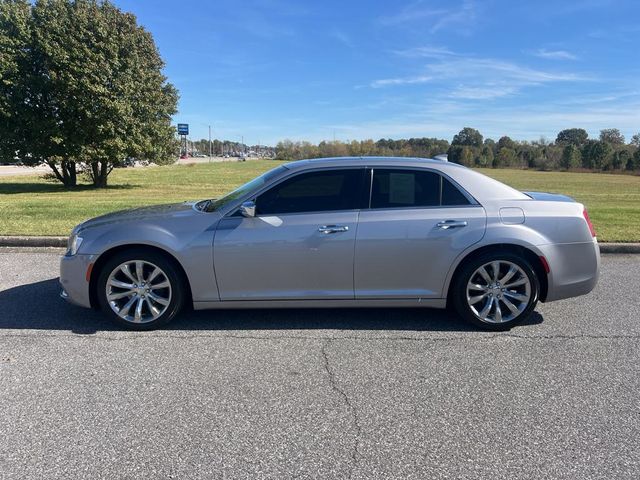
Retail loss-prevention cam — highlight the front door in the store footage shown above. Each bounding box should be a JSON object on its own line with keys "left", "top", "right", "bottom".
{"left": 214, "top": 168, "right": 367, "bottom": 300}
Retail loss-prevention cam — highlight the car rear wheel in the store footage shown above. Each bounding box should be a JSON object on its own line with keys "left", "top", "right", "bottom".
{"left": 452, "top": 252, "right": 539, "bottom": 330}
{"left": 97, "top": 249, "right": 184, "bottom": 330}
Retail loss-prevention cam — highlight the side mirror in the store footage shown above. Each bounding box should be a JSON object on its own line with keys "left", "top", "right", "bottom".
{"left": 240, "top": 200, "right": 256, "bottom": 218}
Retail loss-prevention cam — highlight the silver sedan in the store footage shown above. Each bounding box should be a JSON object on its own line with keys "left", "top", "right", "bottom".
{"left": 60, "top": 157, "right": 600, "bottom": 330}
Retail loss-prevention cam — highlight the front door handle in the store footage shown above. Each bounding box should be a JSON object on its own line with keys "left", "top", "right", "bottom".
{"left": 318, "top": 225, "right": 349, "bottom": 234}
{"left": 436, "top": 220, "right": 468, "bottom": 230}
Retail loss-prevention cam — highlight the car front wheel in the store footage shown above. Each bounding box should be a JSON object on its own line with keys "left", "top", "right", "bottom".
{"left": 452, "top": 252, "right": 540, "bottom": 330}
{"left": 97, "top": 249, "right": 184, "bottom": 330}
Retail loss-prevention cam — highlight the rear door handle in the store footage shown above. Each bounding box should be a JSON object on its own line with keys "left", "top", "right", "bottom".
{"left": 318, "top": 225, "right": 349, "bottom": 234}
{"left": 436, "top": 220, "right": 468, "bottom": 229}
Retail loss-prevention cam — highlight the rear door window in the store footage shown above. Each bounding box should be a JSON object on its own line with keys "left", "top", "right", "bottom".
{"left": 370, "top": 169, "right": 472, "bottom": 208}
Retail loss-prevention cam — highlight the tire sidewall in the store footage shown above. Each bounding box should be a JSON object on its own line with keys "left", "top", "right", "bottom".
{"left": 97, "top": 249, "right": 184, "bottom": 330}
{"left": 452, "top": 252, "right": 540, "bottom": 331}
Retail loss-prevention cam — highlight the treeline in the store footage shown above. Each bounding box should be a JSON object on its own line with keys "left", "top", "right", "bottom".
{"left": 276, "top": 138, "right": 449, "bottom": 162}
{"left": 189, "top": 139, "right": 275, "bottom": 157}
{"left": 275, "top": 128, "right": 640, "bottom": 173}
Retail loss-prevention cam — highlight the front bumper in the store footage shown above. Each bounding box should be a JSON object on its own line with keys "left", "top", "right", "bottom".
{"left": 59, "top": 253, "right": 96, "bottom": 308}
{"left": 540, "top": 240, "right": 600, "bottom": 302}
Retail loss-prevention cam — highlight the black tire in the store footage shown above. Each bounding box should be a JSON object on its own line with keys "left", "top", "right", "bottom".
{"left": 451, "top": 252, "right": 540, "bottom": 331}
{"left": 96, "top": 248, "right": 185, "bottom": 330}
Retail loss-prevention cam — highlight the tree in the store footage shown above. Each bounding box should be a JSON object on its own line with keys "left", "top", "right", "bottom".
{"left": 630, "top": 133, "right": 640, "bottom": 147}
{"left": 1, "top": 0, "right": 178, "bottom": 187}
{"left": 582, "top": 140, "right": 612, "bottom": 170}
{"left": 476, "top": 145, "right": 493, "bottom": 167}
{"left": 630, "top": 149, "right": 640, "bottom": 171}
{"left": 0, "top": 0, "right": 31, "bottom": 164}
{"left": 497, "top": 136, "right": 516, "bottom": 151}
{"left": 611, "top": 149, "right": 630, "bottom": 170}
{"left": 447, "top": 145, "right": 474, "bottom": 166}
{"left": 494, "top": 147, "right": 517, "bottom": 168}
{"left": 556, "top": 128, "right": 588, "bottom": 147}
{"left": 452, "top": 127, "right": 483, "bottom": 147}
{"left": 599, "top": 128, "right": 625, "bottom": 145}
{"left": 561, "top": 145, "right": 581, "bottom": 170}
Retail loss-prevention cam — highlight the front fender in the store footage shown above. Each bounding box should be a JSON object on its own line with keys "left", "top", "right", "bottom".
{"left": 79, "top": 218, "right": 221, "bottom": 303}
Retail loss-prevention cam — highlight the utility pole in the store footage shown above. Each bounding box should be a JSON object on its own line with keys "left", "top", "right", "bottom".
{"left": 208, "top": 125, "right": 212, "bottom": 162}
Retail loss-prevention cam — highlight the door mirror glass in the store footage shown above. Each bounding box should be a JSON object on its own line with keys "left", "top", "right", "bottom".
{"left": 240, "top": 200, "right": 256, "bottom": 217}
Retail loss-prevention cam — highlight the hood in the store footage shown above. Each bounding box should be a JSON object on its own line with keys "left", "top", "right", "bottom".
{"left": 77, "top": 202, "right": 199, "bottom": 232}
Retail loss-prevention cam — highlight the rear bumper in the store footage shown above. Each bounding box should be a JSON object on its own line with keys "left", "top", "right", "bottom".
{"left": 540, "top": 240, "right": 600, "bottom": 302}
{"left": 59, "top": 253, "right": 95, "bottom": 308}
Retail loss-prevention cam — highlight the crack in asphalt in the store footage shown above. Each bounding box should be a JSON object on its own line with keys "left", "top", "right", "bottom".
{"left": 320, "top": 339, "right": 362, "bottom": 480}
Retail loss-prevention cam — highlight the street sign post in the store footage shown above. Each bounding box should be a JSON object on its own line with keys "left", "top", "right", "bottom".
{"left": 177, "top": 123, "right": 189, "bottom": 156}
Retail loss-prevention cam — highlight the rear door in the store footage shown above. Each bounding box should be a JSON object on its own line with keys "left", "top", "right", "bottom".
{"left": 354, "top": 168, "right": 486, "bottom": 298}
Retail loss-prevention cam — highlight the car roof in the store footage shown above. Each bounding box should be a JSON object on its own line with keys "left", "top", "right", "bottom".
{"left": 283, "top": 156, "right": 460, "bottom": 171}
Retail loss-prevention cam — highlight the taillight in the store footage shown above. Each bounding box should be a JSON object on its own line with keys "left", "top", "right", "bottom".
{"left": 583, "top": 208, "right": 596, "bottom": 237}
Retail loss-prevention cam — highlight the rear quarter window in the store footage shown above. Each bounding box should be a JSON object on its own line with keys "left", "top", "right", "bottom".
{"left": 441, "top": 177, "right": 471, "bottom": 206}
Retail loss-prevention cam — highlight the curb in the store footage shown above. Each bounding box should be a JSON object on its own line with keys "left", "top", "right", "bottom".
{"left": 598, "top": 243, "right": 640, "bottom": 254}
{"left": 1, "top": 236, "right": 639, "bottom": 253}
{"left": 0, "top": 236, "right": 67, "bottom": 248}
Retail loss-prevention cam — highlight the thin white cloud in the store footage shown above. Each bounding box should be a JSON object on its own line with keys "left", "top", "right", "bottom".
{"left": 427, "top": 57, "right": 586, "bottom": 83}
{"left": 392, "top": 45, "right": 458, "bottom": 59}
{"left": 379, "top": 2, "right": 448, "bottom": 25}
{"left": 371, "top": 75, "right": 432, "bottom": 88}
{"left": 379, "top": 0, "right": 477, "bottom": 35}
{"left": 448, "top": 85, "right": 518, "bottom": 100}
{"left": 368, "top": 54, "right": 589, "bottom": 94}
{"left": 329, "top": 30, "right": 354, "bottom": 49}
{"left": 533, "top": 49, "right": 578, "bottom": 60}
{"left": 428, "top": 0, "right": 476, "bottom": 34}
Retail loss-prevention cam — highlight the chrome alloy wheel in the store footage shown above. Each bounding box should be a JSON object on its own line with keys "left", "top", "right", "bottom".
{"left": 466, "top": 260, "right": 531, "bottom": 324}
{"left": 105, "top": 260, "right": 172, "bottom": 324}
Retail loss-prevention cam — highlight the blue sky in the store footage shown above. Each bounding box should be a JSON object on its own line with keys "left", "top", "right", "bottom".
{"left": 115, "top": 0, "right": 640, "bottom": 145}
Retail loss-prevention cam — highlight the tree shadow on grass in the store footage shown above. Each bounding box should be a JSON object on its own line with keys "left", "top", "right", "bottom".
{"left": 0, "top": 278, "right": 545, "bottom": 335}
{"left": 0, "top": 182, "right": 138, "bottom": 195}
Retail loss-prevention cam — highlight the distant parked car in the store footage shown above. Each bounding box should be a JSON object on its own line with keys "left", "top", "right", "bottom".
{"left": 179, "top": 154, "right": 189, "bottom": 159}
{"left": 117, "top": 158, "right": 136, "bottom": 168}
{"left": 60, "top": 157, "right": 600, "bottom": 331}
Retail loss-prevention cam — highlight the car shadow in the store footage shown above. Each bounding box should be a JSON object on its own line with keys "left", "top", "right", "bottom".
{"left": 0, "top": 278, "right": 544, "bottom": 334}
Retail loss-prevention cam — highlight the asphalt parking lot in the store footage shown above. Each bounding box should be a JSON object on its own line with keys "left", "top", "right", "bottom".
{"left": 1, "top": 249, "right": 639, "bottom": 479}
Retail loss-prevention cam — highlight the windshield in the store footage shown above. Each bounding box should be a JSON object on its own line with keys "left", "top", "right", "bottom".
{"left": 203, "top": 165, "right": 288, "bottom": 212}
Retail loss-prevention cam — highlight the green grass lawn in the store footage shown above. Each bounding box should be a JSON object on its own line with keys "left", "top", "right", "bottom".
{"left": 1, "top": 161, "right": 639, "bottom": 242}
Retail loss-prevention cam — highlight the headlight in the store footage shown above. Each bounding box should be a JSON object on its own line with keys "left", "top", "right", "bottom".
{"left": 67, "top": 233, "right": 83, "bottom": 256}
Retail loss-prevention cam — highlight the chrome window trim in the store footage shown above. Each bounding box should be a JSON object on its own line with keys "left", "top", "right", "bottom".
{"left": 362, "top": 204, "right": 484, "bottom": 213}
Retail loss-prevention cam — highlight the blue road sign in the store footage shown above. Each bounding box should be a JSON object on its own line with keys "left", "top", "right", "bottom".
{"left": 177, "top": 123, "right": 189, "bottom": 135}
